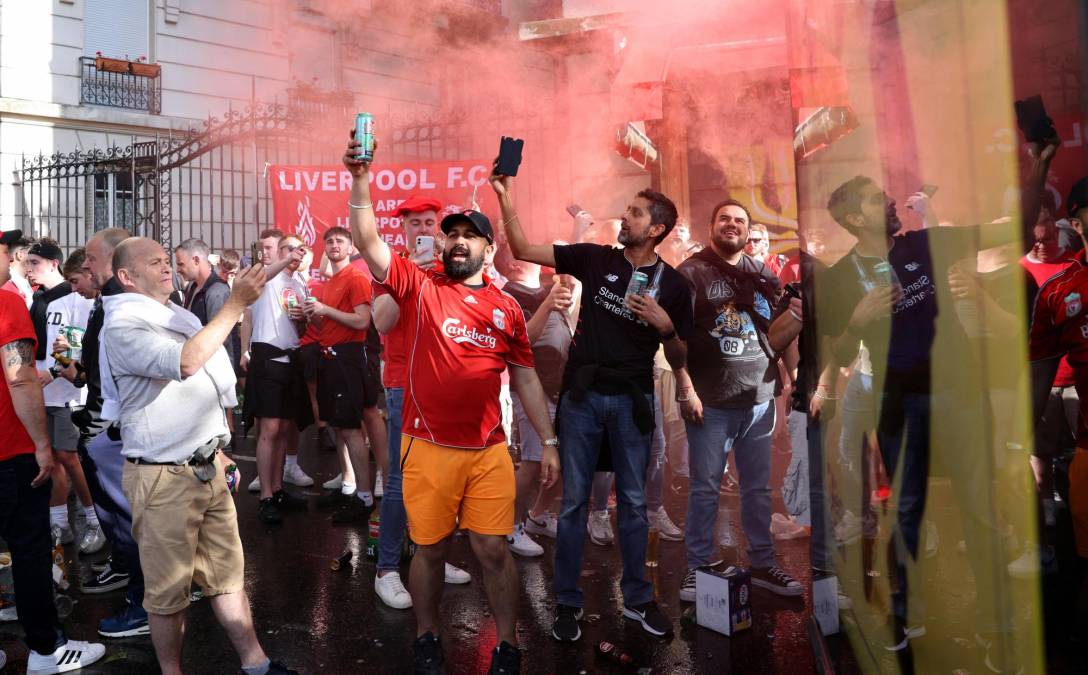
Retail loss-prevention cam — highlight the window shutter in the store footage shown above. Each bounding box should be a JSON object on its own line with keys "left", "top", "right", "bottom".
{"left": 84, "top": 0, "right": 149, "bottom": 60}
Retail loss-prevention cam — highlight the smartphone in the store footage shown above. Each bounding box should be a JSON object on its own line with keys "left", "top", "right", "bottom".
{"left": 565, "top": 204, "right": 583, "bottom": 218}
{"left": 920, "top": 184, "right": 938, "bottom": 198}
{"left": 496, "top": 136, "right": 524, "bottom": 176}
{"left": 415, "top": 235, "right": 435, "bottom": 259}
{"left": 250, "top": 241, "right": 261, "bottom": 266}
{"left": 1014, "top": 95, "right": 1056, "bottom": 143}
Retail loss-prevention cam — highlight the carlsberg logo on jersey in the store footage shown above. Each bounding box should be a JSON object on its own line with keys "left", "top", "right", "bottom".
{"left": 442, "top": 318, "right": 498, "bottom": 349}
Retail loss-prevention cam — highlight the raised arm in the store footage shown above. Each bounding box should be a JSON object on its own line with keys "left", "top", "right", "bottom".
{"left": 181, "top": 264, "right": 265, "bottom": 377}
{"left": 489, "top": 165, "right": 556, "bottom": 267}
{"left": 343, "top": 135, "right": 392, "bottom": 282}
{"left": 3, "top": 338, "right": 53, "bottom": 486}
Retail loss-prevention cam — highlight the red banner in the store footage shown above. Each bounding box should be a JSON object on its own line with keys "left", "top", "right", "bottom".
{"left": 268, "top": 160, "right": 495, "bottom": 269}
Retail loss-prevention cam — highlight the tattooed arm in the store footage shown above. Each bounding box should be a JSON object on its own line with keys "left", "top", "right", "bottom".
{"left": 3, "top": 338, "right": 53, "bottom": 487}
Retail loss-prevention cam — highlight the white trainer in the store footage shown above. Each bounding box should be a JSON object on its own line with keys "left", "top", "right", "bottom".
{"left": 507, "top": 524, "right": 544, "bottom": 557}
{"left": 283, "top": 463, "right": 314, "bottom": 487}
{"left": 525, "top": 512, "right": 557, "bottom": 538}
{"left": 322, "top": 473, "right": 343, "bottom": 490}
{"left": 650, "top": 507, "right": 683, "bottom": 541}
{"left": 374, "top": 571, "right": 413, "bottom": 609}
{"left": 444, "top": 563, "right": 471, "bottom": 585}
{"left": 27, "top": 639, "right": 106, "bottom": 675}
{"left": 587, "top": 510, "right": 614, "bottom": 546}
{"left": 0, "top": 606, "right": 16, "bottom": 621}
{"left": 248, "top": 475, "right": 261, "bottom": 493}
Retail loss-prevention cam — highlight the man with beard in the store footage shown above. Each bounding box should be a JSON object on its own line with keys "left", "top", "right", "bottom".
{"left": 494, "top": 170, "right": 693, "bottom": 641}
{"left": 343, "top": 136, "right": 558, "bottom": 674}
{"left": 304, "top": 226, "right": 381, "bottom": 525}
{"left": 673, "top": 200, "right": 804, "bottom": 603}
{"left": 821, "top": 137, "right": 1055, "bottom": 656}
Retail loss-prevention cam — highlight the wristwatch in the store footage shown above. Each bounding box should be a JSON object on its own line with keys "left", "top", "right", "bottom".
{"left": 543, "top": 437, "right": 559, "bottom": 448}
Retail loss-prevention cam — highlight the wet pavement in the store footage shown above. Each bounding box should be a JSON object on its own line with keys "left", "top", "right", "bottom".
{"left": 1, "top": 428, "right": 860, "bottom": 674}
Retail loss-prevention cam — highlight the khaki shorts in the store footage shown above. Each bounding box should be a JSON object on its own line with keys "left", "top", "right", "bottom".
{"left": 401, "top": 435, "right": 515, "bottom": 545}
{"left": 122, "top": 455, "right": 245, "bottom": 614}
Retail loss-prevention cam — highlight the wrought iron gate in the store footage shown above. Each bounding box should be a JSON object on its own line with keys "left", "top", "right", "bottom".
{"left": 17, "top": 100, "right": 566, "bottom": 255}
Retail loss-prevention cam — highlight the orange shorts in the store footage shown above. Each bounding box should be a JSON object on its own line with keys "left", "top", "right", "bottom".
{"left": 1071, "top": 449, "right": 1088, "bottom": 559}
{"left": 400, "top": 435, "right": 515, "bottom": 545}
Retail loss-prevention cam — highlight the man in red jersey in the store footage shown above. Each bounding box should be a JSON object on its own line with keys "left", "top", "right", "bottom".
{"left": 1031, "top": 176, "right": 1088, "bottom": 569}
{"left": 343, "top": 134, "right": 559, "bottom": 675}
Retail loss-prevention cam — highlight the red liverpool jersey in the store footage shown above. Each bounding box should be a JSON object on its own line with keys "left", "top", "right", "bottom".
{"left": 1030, "top": 258, "right": 1088, "bottom": 442}
{"left": 381, "top": 254, "right": 533, "bottom": 449}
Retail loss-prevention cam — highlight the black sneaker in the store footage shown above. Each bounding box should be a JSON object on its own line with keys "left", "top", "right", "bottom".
{"left": 80, "top": 565, "right": 130, "bottom": 594}
{"left": 273, "top": 489, "right": 308, "bottom": 511}
{"left": 413, "top": 632, "right": 446, "bottom": 674}
{"left": 623, "top": 601, "right": 673, "bottom": 637}
{"left": 551, "top": 604, "right": 584, "bottom": 642}
{"left": 317, "top": 489, "right": 347, "bottom": 509}
{"left": 90, "top": 555, "right": 115, "bottom": 574}
{"left": 265, "top": 661, "right": 301, "bottom": 675}
{"left": 331, "top": 496, "right": 374, "bottom": 525}
{"left": 258, "top": 498, "right": 283, "bottom": 525}
{"left": 751, "top": 566, "right": 803, "bottom": 596}
{"left": 487, "top": 641, "right": 521, "bottom": 674}
{"left": 679, "top": 569, "right": 697, "bottom": 603}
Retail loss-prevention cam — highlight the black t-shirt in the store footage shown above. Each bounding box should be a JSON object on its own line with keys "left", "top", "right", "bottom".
{"left": 821, "top": 227, "right": 975, "bottom": 390}
{"left": 503, "top": 281, "right": 571, "bottom": 401}
{"left": 677, "top": 249, "right": 781, "bottom": 408}
{"left": 30, "top": 281, "right": 72, "bottom": 361}
{"left": 553, "top": 243, "right": 693, "bottom": 393}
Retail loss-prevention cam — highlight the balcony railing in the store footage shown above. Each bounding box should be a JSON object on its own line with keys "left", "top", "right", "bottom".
{"left": 79, "top": 57, "right": 162, "bottom": 115}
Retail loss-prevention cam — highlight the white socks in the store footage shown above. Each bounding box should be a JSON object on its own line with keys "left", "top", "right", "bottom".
{"left": 356, "top": 490, "right": 374, "bottom": 506}
{"left": 341, "top": 482, "right": 357, "bottom": 496}
{"left": 285, "top": 454, "right": 299, "bottom": 469}
{"left": 83, "top": 505, "right": 99, "bottom": 528}
{"left": 49, "top": 505, "right": 69, "bottom": 529}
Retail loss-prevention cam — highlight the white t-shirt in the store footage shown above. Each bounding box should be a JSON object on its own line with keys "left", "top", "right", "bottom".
{"left": 250, "top": 272, "right": 306, "bottom": 362}
{"left": 37, "top": 292, "right": 93, "bottom": 408}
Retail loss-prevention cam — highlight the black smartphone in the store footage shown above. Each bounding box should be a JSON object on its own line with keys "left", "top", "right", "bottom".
{"left": 496, "top": 136, "right": 524, "bottom": 176}
{"left": 1014, "top": 95, "right": 1056, "bottom": 143}
{"left": 784, "top": 282, "right": 802, "bottom": 300}
{"left": 565, "top": 204, "right": 583, "bottom": 217}
{"left": 250, "top": 241, "right": 261, "bottom": 266}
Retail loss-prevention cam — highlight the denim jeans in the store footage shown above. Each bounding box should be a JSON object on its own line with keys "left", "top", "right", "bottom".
{"left": 554, "top": 390, "right": 653, "bottom": 608}
{"left": 685, "top": 401, "right": 776, "bottom": 569}
{"left": 589, "top": 397, "right": 666, "bottom": 512}
{"left": 783, "top": 410, "right": 810, "bottom": 527}
{"left": 377, "top": 387, "right": 407, "bottom": 571}
{"left": 83, "top": 431, "right": 144, "bottom": 607}
{"left": 807, "top": 416, "right": 832, "bottom": 572}
{"left": 0, "top": 454, "right": 65, "bottom": 655}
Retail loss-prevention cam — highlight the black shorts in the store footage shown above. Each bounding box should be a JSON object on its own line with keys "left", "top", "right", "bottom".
{"left": 301, "top": 342, "right": 321, "bottom": 381}
{"left": 317, "top": 342, "right": 378, "bottom": 428}
{"left": 243, "top": 345, "right": 314, "bottom": 430}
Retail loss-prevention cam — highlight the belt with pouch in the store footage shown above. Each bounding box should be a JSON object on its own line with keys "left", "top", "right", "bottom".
{"left": 126, "top": 435, "right": 229, "bottom": 482}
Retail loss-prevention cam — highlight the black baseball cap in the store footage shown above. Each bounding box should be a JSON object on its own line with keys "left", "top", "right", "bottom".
{"left": 1068, "top": 177, "right": 1088, "bottom": 219}
{"left": 0, "top": 229, "right": 22, "bottom": 247}
{"left": 28, "top": 240, "right": 64, "bottom": 263}
{"left": 440, "top": 210, "right": 494, "bottom": 243}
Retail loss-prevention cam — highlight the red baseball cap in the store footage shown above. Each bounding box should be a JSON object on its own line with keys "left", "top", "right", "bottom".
{"left": 395, "top": 195, "right": 443, "bottom": 217}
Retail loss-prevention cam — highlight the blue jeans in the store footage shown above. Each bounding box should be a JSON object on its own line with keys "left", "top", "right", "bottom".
{"left": 82, "top": 432, "right": 144, "bottom": 607}
{"left": 377, "top": 387, "right": 407, "bottom": 572}
{"left": 807, "top": 416, "right": 832, "bottom": 572}
{"left": 685, "top": 401, "right": 776, "bottom": 569}
{"left": 554, "top": 390, "right": 653, "bottom": 608}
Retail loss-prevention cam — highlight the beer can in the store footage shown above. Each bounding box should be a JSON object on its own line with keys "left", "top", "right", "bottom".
{"left": 625, "top": 270, "right": 649, "bottom": 298}
{"left": 355, "top": 112, "right": 375, "bottom": 162}
{"left": 366, "top": 511, "right": 381, "bottom": 559}
{"left": 61, "top": 326, "right": 85, "bottom": 363}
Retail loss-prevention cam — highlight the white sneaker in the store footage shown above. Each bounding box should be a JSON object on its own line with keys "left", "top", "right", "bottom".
{"left": 27, "top": 639, "right": 106, "bottom": 674}
{"left": 248, "top": 475, "right": 261, "bottom": 493}
{"left": 525, "top": 512, "right": 557, "bottom": 538}
{"left": 374, "top": 471, "right": 383, "bottom": 498}
{"left": 0, "top": 605, "right": 17, "bottom": 621}
{"left": 507, "top": 524, "right": 544, "bottom": 557}
{"left": 587, "top": 510, "right": 614, "bottom": 546}
{"left": 79, "top": 524, "right": 107, "bottom": 555}
{"left": 1008, "top": 545, "right": 1056, "bottom": 578}
{"left": 374, "top": 571, "right": 413, "bottom": 609}
{"left": 323, "top": 473, "right": 343, "bottom": 490}
{"left": 650, "top": 507, "right": 683, "bottom": 541}
{"left": 444, "top": 563, "right": 471, "bottom": 585}
{"left": 924, "top": 520, "right": 939, "bottom": 559}
{"left": 283, "top": 463, "right": 314, "bottom": 487}
{"left": 834, "top": 510, "right": 862, "bottom": 546}
{"left": 771, "top": 513, "right": 808, "bottom": 540}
